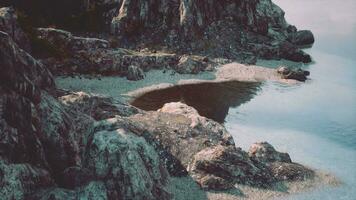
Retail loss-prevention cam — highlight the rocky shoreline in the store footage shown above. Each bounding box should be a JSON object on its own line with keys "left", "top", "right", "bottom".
{"left": 0, "top": 1, "right": 338, "bottom": 200}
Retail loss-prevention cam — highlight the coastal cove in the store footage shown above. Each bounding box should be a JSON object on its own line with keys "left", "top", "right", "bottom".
{"left": 57, "top": 0, "right": 356, "bottom": 199}
{"left": 1, "top": 0, "right": 355, "bottom": 199}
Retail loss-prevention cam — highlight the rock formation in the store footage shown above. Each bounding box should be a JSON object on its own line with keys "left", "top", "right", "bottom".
{"left": 0, "top": 30, "right": 170, "bottom": 199}
{"left": 0, "top": 1, "right": 318, "bottom": 199}
{"left": 0, "top": 7, "right": 31, "bottom": 52}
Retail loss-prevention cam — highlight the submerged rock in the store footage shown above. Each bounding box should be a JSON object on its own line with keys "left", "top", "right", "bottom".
{"left": 277, "top": 66, "right": 311, "bottom": 82}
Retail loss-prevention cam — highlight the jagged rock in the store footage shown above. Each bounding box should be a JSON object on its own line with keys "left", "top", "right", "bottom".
{"left": 36, "top": 92, "right": 83, "bottom": 186}
{"left": 175, "top": 55, "right": 207, "bottom": 74}
{"left": 189, "top": 145, "right": 275, "bottom": 189}
{"left": 0, "top": 31, "right": 54, "bottom": 168}
{"left": 288, "top": 30, "right": 315, "bottom": 46}
{"left": 0, "top": 160, "right": 54, "bottom": 200}
{"left": 277, "top": 66, "right": 291, "bottom": 75}
{"left": 30, "top": 188, "right": 77, "bottom": 200}
{"left": 85, "top": 128, "right": 171, "bottom": 200}
{"left": 0, "top": 7, "right": 31, "bottom": 52}
{"left": 78, "top": 181, "right": 109, "bottom": 200}
{"left": 127, "top": 65, "right": 145, "bottom": 80}
{"left": 36, "top": 28, "right": 212, "bottom": 77}
{"left": 0, "top": 31, "right": 54, "bottom": 102}
{"left": 121, "top": 53, "right": 179, "bottom": 71}
{"left": 198, "top": 175, "right": 235, "bottom": 191}
{"left": 59, "top": 91, "right": 141, "bottom": 120}
{"left": 248, "top": 142, "right": 315, "bottom": 182}
{"left": 110, "top": 0, "right": 287, "bottom": 38}
{"left": 37, "top": 28, "right": 110, "bottom": 51}
{"left": 1, "top": 29, "right": 171, "bottom": 200}
{"left": 277, "top": 66, "right": 310, "bottom": 82}
{"left": 268, "top": 162, "right": 315, "bottom": 181}
{"left": 249, "top": 142, "right": 292, "bottom": 163}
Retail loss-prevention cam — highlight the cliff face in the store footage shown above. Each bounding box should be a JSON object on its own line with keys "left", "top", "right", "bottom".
{"left": 106, "top": 0, "right": 314, "bottom": 63}
{"left": 110, "top": 0, "right": 288, "bottom": 38}
{"left": 2, "top": 0, "right": 314, "bottom": 63}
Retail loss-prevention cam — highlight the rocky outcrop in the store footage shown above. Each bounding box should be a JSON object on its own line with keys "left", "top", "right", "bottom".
{"left": 2, "top": 0, "right": 314, "bottom": 64}
{"left": 91, "top": 102, "right": 315, "bottom": 191}
{"left": 249, "top": 142, "right": 315, "bottom": 181}
{"left": 127, "top": 65, "right": 145, "bottom": 80}
{"left": 109, "top": 0, "right": 314, "bottom": 63}
{"left": 277, "top": 66, "right": 310, "bottom": 82}
{"left": 36, "top": 28, "right": 215, "bottom": 77}
{"left": 249, "top": 142, "right": 292, "bottom": 163}
{"left": 58, "top": 91, "right": 141, "bottom": 120}
{"left": 110, "top": 0, "right": 288, "bottom": 38}
{"left": 189, "top": 145, "right": 274, "bottom": 190}
{"left": 0, "top": 7, "right": 31, "bottom": 52}
{"left": 1, "top": 30, "right": 170, "bottom": 200}
{"left": 288, "top": 30, "right": 315, "bottom": 46}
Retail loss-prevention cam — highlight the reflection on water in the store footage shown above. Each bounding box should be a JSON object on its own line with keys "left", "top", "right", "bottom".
{"left": 130, "top": 81, "right": 261, "bottom": 123}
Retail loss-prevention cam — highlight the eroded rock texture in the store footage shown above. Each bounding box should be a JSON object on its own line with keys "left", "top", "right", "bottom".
{"left": 91, "top": 102, "right": 315, "bottom": 191}
{"left": 1, "top": 2, "right": 317, "bottom": 199}
{"left": 0, "top": 30, "right": 170, "bottom": 200}
{"left": 0, "top": 7, "right": 31, "bottom": 52}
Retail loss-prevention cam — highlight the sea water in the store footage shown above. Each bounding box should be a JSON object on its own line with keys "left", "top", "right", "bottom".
{"left": 225, "top": 0, "right": 356, "bottom": 199}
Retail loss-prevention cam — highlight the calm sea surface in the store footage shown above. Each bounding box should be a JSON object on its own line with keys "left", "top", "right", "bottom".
{"left": 225, "top": 0, "right": 356, "bottom": 199}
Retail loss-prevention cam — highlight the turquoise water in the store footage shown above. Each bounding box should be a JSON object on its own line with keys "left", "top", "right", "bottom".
{"left": 226, "top": 0, "right": 356, "bottom": 199}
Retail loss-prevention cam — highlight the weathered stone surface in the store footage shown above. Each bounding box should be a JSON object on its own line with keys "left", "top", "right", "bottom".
{"left": 0, "top": 7, "right": 31, "bottom": 52}
{"left": 0, "top": 31, "right": 54, "bottom": 168}
{"left": 36, "top": 28, "right": 214, "bottom": 77}
{"left": 288, "top": 30, "right": 315, "bottom": 46}
{"left": 59, "top": 91, "right": 140, "bottom": 120}
{"left": 268, "top": 162, "right": 315, "bottom": 181}
{"left": 189, "top": 145, "right": 275, "bottom": 189}
{"left": 37, "top": 28, "right": 110, "bottom": 51}
{"left": 175, "top": 55, "right": 206, "bottom": 74}
{"left": 36, "top": 92, "right": 83, "bottom": 185}
{"left": 277, "top": 66, "right": 311, "bottom": 82}
{"left": 85, "top": 129, "right": 170, "bottom": 200}
{"left": 1, "top": 29, "right": 171, "bottom": 200}
{"left": 0, "top": 161, "right": 54, "bottom": 200}
{"left": 127, "top": 65, "right": 145, "bottom": 80}
{"left": 249, "top": 142, "right": 292, "bottom": 163}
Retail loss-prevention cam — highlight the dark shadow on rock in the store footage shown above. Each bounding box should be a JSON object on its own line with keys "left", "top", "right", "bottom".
{"left": 130, "top": 81, "right": 262, "bottom": 123}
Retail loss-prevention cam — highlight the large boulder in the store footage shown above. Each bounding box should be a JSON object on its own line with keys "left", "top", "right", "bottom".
{"left": 248, "top": 142, "right": 315, "bottom": 181}
{"left": 249, "top": 142, "right": 292, "bottom": 163}
{"left": 288, "top": 30, "right": 315, "bottom": 46}
{"left": 85, "top": 128, "right": 171, "bottom": 200}
{"left": 189, "top": 145, "right": 275, "bottom": 190}
{"left": 277, "top": 66, "right": 311, "bottom": 82}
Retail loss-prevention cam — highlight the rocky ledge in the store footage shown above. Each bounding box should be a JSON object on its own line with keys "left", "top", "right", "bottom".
{"left": 1, "top": 0, "right": 314, "bottom": 81}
